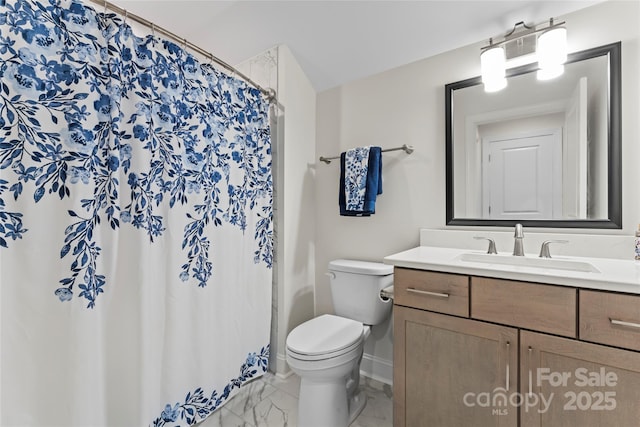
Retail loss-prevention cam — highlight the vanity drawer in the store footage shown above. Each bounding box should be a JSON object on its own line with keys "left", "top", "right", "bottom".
{"left": 580, "top": 290, "right": 640, "bottom": 352}
{"left": 394, "top": 268, "right": 469, "bottom": 317}
{"left": 471, "top": 277, "right": 577, "bottom": 337}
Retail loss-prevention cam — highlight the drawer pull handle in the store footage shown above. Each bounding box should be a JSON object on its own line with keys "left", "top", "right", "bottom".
{"left": 505, "top": 341, "right": 510, "bottom": 391}
{"left": 528, "top": 346, "right": 533, "bottom": 396}
{"left": 407, "top": 288, "right": 449, "bottom": 298}
{"left": 610, "top": 318, "right": 640, "bottom": 329}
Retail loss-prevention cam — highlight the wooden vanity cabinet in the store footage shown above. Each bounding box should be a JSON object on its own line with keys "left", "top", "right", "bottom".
{"left": 394, "top": 306, "right": 518, "bottom": 427}
{"left": 521, "top": 330, "right": 640, "bottom": 426}
{"left": 393, "top": 267, "right": 640, "bottom": 427}
{"left": 393, "top": 268, "right": 469, "bottom": 316}
{"left": 579, "top": 290, "right": 640, "bottom": 351}
{"left": 471, "top": 277, "right": 577, "bottom": 338}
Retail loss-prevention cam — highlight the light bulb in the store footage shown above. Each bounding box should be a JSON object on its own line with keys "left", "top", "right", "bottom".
{"left": 481, "top": 46, "right": 507, "bottom": 92}
{"left": 537, "top": 26, "right": 567, "bottom": 72}
{"left": 484, "top": 77, "right": 508, "bottom": 92}
{"left": 537, "top": 64, "right": 564, "bottom": 81}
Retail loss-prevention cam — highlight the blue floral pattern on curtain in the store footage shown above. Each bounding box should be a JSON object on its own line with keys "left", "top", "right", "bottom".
{"left": 153, "top": 345, "right": 270, "bottom": 426}
{"left": 0, "top": 0, "right": 273, "bottom": 308}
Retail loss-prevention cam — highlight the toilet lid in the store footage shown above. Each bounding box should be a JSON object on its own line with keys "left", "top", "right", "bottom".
{"left": 286, "top": 314, "right": 363, "bottom": 356}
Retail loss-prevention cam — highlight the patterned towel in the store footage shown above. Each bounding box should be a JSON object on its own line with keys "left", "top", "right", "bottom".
{"left": 339, "top": 146, "right": 383, "bottom": 216}
{"left": 344, "top": 146, "right": 371, "bottom": 211}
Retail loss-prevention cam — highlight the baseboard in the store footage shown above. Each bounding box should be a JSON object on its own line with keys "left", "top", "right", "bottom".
{"left": 270, "top": 352, "right": 291, "bottom": 378}
{"left": 274, "top": 369, "right": 294, "bottom": 380}
{"left": 360, "top": 352, "right": 393, "bottom": 385}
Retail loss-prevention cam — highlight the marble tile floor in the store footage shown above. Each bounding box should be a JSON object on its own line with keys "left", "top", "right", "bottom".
{"left": 197, "top": 373, "right": 393, "bottom": 427}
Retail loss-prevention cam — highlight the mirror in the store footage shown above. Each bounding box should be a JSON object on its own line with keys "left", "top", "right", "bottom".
{"left": 446, "top": 42, "right": 621, "bottom": 228}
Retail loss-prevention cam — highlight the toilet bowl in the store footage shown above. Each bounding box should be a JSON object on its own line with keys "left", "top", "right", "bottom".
{"left": 285, "top": 260, "right": 393, "bottom": 427}
{"left": 286, "top": 314, "right": 370, "bottom": 427}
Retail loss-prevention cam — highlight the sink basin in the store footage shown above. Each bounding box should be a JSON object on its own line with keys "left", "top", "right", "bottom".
{"left": 455, "top": 252, "right": 600, "bottom": 273}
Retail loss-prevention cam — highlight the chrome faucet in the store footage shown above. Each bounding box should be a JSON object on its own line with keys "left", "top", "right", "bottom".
{"left": 513, "top": 223, "right": 524, "bottom": 256}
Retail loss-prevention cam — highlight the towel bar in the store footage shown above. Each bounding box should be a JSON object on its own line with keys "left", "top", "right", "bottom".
{"left": 319, "top": 144, "right": 414, "bottom": 164}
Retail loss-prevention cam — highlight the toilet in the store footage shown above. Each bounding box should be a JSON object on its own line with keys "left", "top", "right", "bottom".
{"left": 286, "top": 259, "right": 393, "bottom": 427}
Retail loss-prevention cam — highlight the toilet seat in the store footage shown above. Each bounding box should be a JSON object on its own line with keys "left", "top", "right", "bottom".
{"left": 286, "top": 314, "right": 363, "bottom": 361}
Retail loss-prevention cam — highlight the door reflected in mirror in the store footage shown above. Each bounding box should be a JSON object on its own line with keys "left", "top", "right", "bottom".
{"left": 445, "top": 42, "right": 621, "bottom": 228}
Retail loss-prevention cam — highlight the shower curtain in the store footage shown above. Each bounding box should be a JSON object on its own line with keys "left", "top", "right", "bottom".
{"left": 0, "top": 1, "right": 273, "bottom": 426}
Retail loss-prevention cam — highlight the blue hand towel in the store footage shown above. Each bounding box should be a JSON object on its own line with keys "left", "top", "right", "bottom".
{"left": 363, "top": 146, "right": 382, "bottom": 212}
{"left": 339, "top": 146, "right": 382, "bottom": 216}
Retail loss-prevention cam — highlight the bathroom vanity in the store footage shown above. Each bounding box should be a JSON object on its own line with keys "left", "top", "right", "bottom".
{"left": 385, "top": 246, "right": 640, "bottom": 427}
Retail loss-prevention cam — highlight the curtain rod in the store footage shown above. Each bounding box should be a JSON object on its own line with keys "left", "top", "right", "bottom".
{"left": 319, "top": 144, "right": 414, "bottom": 164}
{"left": 87, "top": 0, "right": 276, "bottom": 103}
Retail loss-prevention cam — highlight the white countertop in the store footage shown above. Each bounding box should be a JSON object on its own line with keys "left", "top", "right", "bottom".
{"left": 384, "top": 246, "right": 640, "bottom": 295}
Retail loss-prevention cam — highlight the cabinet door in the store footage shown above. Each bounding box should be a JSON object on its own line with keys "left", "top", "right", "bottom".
{"left": 394, "top": 306, "right": 518, "bottom": 427}
{"left": 521, "top": 330, "right": 640, "bottom": 426}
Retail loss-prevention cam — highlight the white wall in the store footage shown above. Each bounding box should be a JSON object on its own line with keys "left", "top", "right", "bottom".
{"left": 238, "top": 45, "right": 317, "bottom": 377}
{"left": 315, "top": 0, "right": 639, "bottom": 384}
{"left": 275, "top": 45, "right": 318, "bottom": 376}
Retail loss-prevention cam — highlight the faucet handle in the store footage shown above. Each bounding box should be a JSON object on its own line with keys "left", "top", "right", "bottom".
{"left": 474, "top": 236, "right": 498, "bottom": 254}
{"left": 539, "top": 240, "right": 569, "bottom": 258}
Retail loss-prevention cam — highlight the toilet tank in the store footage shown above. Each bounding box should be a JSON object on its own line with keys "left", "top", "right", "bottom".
{"left": 328, "top": 259, "right": 393, "bottom": 325}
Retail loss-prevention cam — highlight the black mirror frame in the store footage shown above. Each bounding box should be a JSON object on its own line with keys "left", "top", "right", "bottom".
{"left": 445, "top": 42, "right": 622, "bottom": 229}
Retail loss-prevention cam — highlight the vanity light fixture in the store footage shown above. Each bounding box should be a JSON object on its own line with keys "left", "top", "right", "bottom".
{"left": 480, "top": 18, "right": 567, "bottom": 91}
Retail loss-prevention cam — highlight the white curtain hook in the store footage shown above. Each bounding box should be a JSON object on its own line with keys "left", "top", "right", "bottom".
{"left": 151, "top": 23, "right": 155, "bottom": 38}
{"left": 123, "top": 9, "right": 128, "bottom": 25}
{"left": 208, "top": 53, "right": 214, "bottom": 65}
{"left": 103, "top": 0, "right": 108, "bottom": 15}
{"left": 183, "top": 38, "right": 187, "bottom": 51}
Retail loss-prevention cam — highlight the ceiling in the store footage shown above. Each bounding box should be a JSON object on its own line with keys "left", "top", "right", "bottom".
{"left": 109, "top": 0, "right": 603, "bottom": 92}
